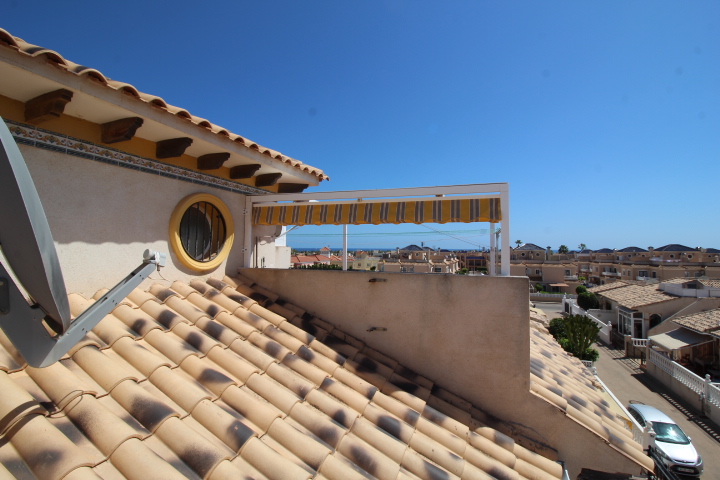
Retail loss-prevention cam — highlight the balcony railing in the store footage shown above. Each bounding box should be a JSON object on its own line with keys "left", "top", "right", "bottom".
{"left": 602, "top": 271, "right": 620, "bottom": 277}
{"left": 565, "top": 275, "right": 578, "bottom": 281}
{"left": 580, "top": 267, "right": 591, "bottom": 272}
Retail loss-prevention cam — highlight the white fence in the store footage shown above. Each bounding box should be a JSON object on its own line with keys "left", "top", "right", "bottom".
{"left": 647, "top": 347, "right": 720, "bottom": 410}
{"left": 562, "top": 298, "right": 612, "bottom": 345}
{"left": 532, "top": 293, "right": 577, "bottom": 299}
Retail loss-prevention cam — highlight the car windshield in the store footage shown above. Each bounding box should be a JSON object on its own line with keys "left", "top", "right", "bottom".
{"left": 652, "top": 422, "right": 690, "bottom": 444}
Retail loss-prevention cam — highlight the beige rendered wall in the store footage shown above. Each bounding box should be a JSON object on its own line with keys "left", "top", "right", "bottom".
{"left": 22, "top": 145, "right": 248, "bottom": 297}
{"left": 238, "top": 268, "right": 647, "bottom": 477}
{"left": 239, "top": 269, "right": 531, "bottom": 420}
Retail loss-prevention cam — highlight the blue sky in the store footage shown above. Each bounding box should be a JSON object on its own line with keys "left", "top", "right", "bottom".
{"left": 5, "top": 1, "right": 719, "bottom": 251}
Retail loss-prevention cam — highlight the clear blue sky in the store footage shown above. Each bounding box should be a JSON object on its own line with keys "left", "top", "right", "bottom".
{"left": 5, "top": 1, "right": 719, "bottom": 251}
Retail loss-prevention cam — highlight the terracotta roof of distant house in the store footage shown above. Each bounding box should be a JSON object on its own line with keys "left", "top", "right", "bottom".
{"left": 654, "top": 244, "right": 698, "bottom": 252}
{"left": 673, "top": 309, "right": 720, "bottom": 337}
{"left": 0, "top": 276, "right": 572, "bottom": 479}
{"left": 514, "top": 243, "right": 544, "bottom": 251}
{"left": 597, "top": 284, "right": 677, "bottom": 309}
{"left": 0, "top": 28, "right": 329, "bottom": 182}
{"left": 588, "top": 282, "right": 629, "bottom": 293}
{"left": 662, "top": 277, "right": 720, "bottom": 288}
{"left": 618, "top": 247, "right": 648, "bottom": 253}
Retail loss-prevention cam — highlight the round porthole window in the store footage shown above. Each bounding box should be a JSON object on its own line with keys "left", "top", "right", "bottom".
{"left": 170, "top": 193, "right": 234, "bottom": 271}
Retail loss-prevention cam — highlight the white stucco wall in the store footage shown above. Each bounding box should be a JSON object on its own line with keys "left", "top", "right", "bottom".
{"left": 20, "top": 144, "right": 249, "bottom": 297}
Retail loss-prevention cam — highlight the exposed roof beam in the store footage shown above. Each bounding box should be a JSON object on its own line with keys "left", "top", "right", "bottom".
{"left": 229, "top": 164, "right": 261, "bottom": 179}
{"left": 197, "top": 152, "right": 230, "bottom": 170}
{"left": 255, "top": 173, "right": 282, "bottom": 187}
{"left": 156, "top": 137, "right": 193, "bottom": 159}
{"left": 101, "top": 117, "right": 144, "bottom": 144}
{"left": 24, "top": 89, "right": 73, "bottom": 123}
{"left": 277, "top": 183, "right": 309, "bottom": 193}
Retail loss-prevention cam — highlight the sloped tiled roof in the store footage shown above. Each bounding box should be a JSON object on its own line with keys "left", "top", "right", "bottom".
{"left": 653, "top": 244, "right": 698, "bottom": 252}
{"left": 514, "top": 243, "right": 544, "bottom": 251}
{"left": 0, "top": 28, "right": 329, "bottom": 182}
{"left": 0, "top": 276, "right": 565, "bottom": 480}
{"left": 593, "top": 249, "right": 613, "bottom": 254}
{"left": 673, "top": 309, "right": 720, "bottom": 337}
{"left": 587, "top": 281, "right": 629, "bottom": 294}
{"left": 618, "top": 247, "right": 648, "bottom": 253}
{"left": 597, "top": 284, "right": 677, "bottom": 309}
{"left": 528, "top": 330, "right": 652, "bottom": 470}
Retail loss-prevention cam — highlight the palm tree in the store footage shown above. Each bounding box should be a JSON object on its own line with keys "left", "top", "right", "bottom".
{"left": 515, "top": 240, "right": 522, "bottom": 248}
{"left": 578, "top": 243, "right": 587, "bottom": 251}
{"left": 558, "top": 245, "right": 569, "bottom": 254}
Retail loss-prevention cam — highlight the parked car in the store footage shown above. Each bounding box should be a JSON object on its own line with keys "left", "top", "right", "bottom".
{"left": 627, "top": 403, "right": 703, "bottom": 476}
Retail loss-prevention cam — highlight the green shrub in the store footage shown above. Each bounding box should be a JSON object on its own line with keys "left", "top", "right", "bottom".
{"left": 548, "top": 318, "right": 566, "bottom": 340}
{"left": 575, "top": 285, "right": 588, "bottom": 295}
{"left": 582, "top": 348, "right": 600, "bottom": 362}
{"left": 577, "top": 291, "right": 599, "bottom": 310}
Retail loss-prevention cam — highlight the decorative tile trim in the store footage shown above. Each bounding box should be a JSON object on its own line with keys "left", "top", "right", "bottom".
{"left": 5, "top": 119, "right": 270, "bottom": 196}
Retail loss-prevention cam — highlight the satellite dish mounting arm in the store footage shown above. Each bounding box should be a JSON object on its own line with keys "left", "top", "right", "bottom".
{"left": 0, "top": 116, "right": 167, "bottom": 368}
{"left": 0, "top": 250, "right": 165, "bottom": 368}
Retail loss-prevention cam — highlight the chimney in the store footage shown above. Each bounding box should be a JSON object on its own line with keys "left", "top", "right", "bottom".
{"left": 648, "top": 247, "right": 654, "bottom": 253}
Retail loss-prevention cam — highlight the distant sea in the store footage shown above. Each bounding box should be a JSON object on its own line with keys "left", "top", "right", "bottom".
{"left": 290, "top": 247, "right": 484, "bottom": 252}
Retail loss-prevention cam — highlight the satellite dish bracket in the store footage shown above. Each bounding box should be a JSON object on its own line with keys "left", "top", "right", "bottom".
{"left": 0, "top": 115, "right": 167, "bottom": 368}
{"left": 0, "top": 250, "right": 165, "bottom": 368}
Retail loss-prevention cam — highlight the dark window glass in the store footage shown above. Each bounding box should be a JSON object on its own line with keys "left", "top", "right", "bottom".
{"left": 179, "top": 201, "right": 227, "bottom": 262}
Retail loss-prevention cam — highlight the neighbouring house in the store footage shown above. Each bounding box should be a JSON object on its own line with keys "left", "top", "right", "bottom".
{"left": 380, "top": 245, "right": 460, "bottom": 274}
{"left": 0, "top": 27, "right": 654, "bottom": 479}
{"left": 511, "top": 243, "right": 546, "bottom": 261}
{"left": 648, "top": 308, "right": 720, "bottom": 369}
{"left": 590, "top": 278, "right": 720, "bottom": 340}
{"left": 456, "top": 250, "right": 488, "bottom": 272}
{"left": 353, "top": 252, "right": 381, "bottom": 271}
{"left": 510, "top": 263, "right": 580, "bottom": 294}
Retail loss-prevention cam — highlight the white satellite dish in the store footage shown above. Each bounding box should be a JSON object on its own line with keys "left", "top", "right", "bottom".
{"left": 0, "top": 116, "right": 165, "bottom": 367}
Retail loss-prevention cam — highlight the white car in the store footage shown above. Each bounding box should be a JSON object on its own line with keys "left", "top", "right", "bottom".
{"left": 627, "top": 403, "right": 703, "bottom": 476}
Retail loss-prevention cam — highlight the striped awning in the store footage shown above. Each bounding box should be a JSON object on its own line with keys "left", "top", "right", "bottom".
{"left": 253, "top": 197, "right": 501, "bottom": 226}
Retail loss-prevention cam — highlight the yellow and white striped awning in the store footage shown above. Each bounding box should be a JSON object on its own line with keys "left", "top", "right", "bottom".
{"left": 253, "top": 197, "right": 501, "bottom": 226}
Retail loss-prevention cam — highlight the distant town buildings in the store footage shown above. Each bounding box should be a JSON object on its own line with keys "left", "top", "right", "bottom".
{"left": 513, "top": 243, "right": 720, "bottom": 294}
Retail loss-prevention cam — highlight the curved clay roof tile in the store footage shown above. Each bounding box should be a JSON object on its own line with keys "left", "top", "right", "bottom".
{"left": 0, "top": 30, "right": 20, "bottom": 48}
{"left": 107, "top": 81, "right": 141, "bottom": 97}
{"left": 16, "top": 40, "right": 67, "bottom": 64}
{"left": 210, "top": 125, "right": 230, "bottom": 136}
{"left": 165, "top": 105, "right": 193, "bottom": 119}
{"left": 64, "top": 61, "right": 109, "bottom": 83}
{"left": 138, "top": 93, "right": 168, "bottom": 108}
{"left": 193, "top": 117, "right": 213, "bottom": 129}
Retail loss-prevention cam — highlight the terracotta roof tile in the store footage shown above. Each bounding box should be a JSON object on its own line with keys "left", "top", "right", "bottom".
{"left": 0, "top": 28, "right": 329, "bottom": 183}
{"left": 0, "top": 275, "right": 656, "bottom": 478}
{"left": 587, "top": 281, "right": 629, "bottom": 293}
{"left": 597, "top": 283, "right": 677, "bottom": 309}
{"left": 672, "top": 308, "right": 720, "bottom": 336}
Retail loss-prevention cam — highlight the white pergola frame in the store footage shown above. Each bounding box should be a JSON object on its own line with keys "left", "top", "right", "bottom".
{"left": 243, "top": 182, "right": 510, "bottom": 276}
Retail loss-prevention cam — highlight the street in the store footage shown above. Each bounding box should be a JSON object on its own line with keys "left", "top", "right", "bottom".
{"left": 595, "top": 344, "right": 720, "bottom": 480}
{"left": 535, "top": 303, "right": 720, "bottom": 479}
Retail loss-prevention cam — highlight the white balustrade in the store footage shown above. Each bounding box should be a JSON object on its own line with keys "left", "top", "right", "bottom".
{"left": 631, "top": 338, "right": 648, "bottom": 347}
{"left": 706, "top": 380, "right": 720, "bottom": 408}
{"left": 675, "top": 366, "right": 705, "bottom": 394}
{"left": 648, "top": 348, "right": 673, "bottom": 375}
